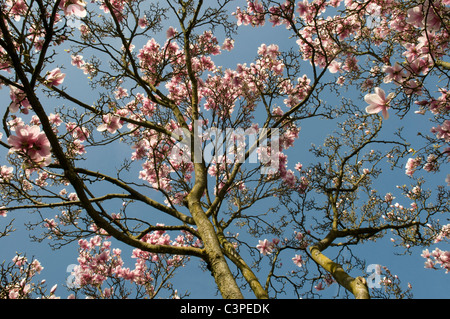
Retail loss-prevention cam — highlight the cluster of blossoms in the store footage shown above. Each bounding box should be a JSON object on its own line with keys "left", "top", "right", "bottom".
{"left": 257, "top": 231, "right": 308, "bottom": 268}
{"left": 5, "top": 67, "right": 68, "bottom": 166}
{"left": 422, "top": 224, "right": 450, "bottom": 273}
{"left": 71, "top": 228, "right": 198, "bottom": 298}
{"left": 6, "top": 108, "right": 89, "bottom": 167}
{"left": 86, "top": 34, "right": 310, "bottom": 198}
{"left": 431, "top": 120, "right": 450, "bottom": 143}
{"left": 234, "top": 1, "right": 449, "bottom": 187}
{"left": 0, "top": 254, "right": 59, "bottom": 299}
{"left": 313, "top": 274, "right": 335, "bottom": 291}
{"left": 58, "top": 0, "right": 87, "bottom": 18}
{"left": 0, "top": 165, "right": 14, "bottom": 183}
{"left": 375, "top": 266, "right": 413, "bottom": 297}
{"left": 9, "top": 85, "right": 31, "bottom": 114}
{"left": 7, "top": 125, "right": 52, "bottom": 167}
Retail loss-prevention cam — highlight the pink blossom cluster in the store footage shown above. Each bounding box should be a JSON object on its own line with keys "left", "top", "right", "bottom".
{"left": 65, "top": 121, "right": 89, "bottom": 156}
{"left": 377, "top": 266, "right": 412, "bottom": 294}
{"left": 99, "top": 0, "right": 126, "bottom": 22}
{"left": 422, "top": 248, "right": 450, "bottom": 273}
{"left": 233, "top": 1, "right": 266, "bottom": 27}
{"left": 7, "top": 125, "right": 52, "bottom": 167}
{"left": 137, "top": 38, "right": 163, "bottom": 84}
{"left": 406, "top": 2, "right": 443, "bottom": 31}
{"left": 431, "top": 120, "right": 450, "bottom": 143}
{"left": 427, "top": 89, "right": 450, "bottom": 115}
{"left": 73, "top": 236, "right": 126, "bottom": 288}
{"left": 6, "top": 111, "right": 88, "bottom": 165}
{"left": 257, "top": 231, "right": 308, "bottom": 269}
{"left": 405, "top": 156, "right": 422, "bottom": 176}
{"left": 70, "top": 54, "right": 97, "bottom": 76}
{"left": 58, "top": 0, "right": 87, "bottom": 18}
{"left": 281, "top": 75, "right": 311, "bottom": 108}
{"left": 9, "top": 85, "right": 31, "bottom": 114}
{"left": 422, "top": 225, "right": 450, "bottom": 273}
{"left": 97, "top": 114, "right": 123, "bottom": 134}
{"left": 233, "top": 1, "right": 449, "bottom": 170}
{"left": 71, "top": 228, "right": 197, "bottom": 297}
{"left": 131, "top": 36, "right": 309, "bottom": 198}
{"left": 137, "top": 133, "right": 186, "bottom": 193}
{"left": 0, "top": 165, "right": 14, "bottom": 183}
{"left": 45, "top": 68, "right": 66, "bottom": 87}
{"left": 422, "top": 154, "right": 439, "bottom": 172}
{"left": 4, "top": 0, "right": 28, "bottom": 22}
{"left": 198, "top": 43, "right": 295, "bottom": 116}
{"left": 0, "top": 47, "right": 11, "bottom": 72}
{"left": 1, "top": 254, "right": 59, "bottom": 299}
{"left": 0, "top": 207, "right": 8, "bottom": 218}
{"left": 435, "top": 224, "right": 450, "bottom": 243}
{"left": 381, "top": 192, "right": 423, "bottom": 223}
{"left": 314, "top": 274, "right": 335, "bottom": 291}
{"left": 256, "top": 238, "right": 278, "bottom": 255}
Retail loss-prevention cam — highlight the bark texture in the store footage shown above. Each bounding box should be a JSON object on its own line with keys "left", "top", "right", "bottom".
{"left": 309, "top": 245, "right": 370, "bottom": 299}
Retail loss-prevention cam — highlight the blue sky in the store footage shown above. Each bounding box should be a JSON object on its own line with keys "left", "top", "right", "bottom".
{"left": 0, "top": 0, "right": 449, "bottom": 299}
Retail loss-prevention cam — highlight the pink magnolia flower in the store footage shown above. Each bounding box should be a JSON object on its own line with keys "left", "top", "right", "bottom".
{"left": 46, "top": 68, "right": 66, "bottom": 86}
{"left": 0, "top": 206, "right": 7, "bottom": 218}
{"left": 9, "top": 290, "right": 19, "bottom": 299}
{"left": 431, "top": 120, "right": 450, "bottom": 142}
{"left": 8, "top": 125, "right": 52, "bottom": 166}
{"left": 406, "top": 4, "right": 441, "bottom": 32}
{"left": 314, "top": 281, "right": 325, "bottom": 291}
{"left": 382, "top": 63, "right": 405, "bottom": 84}
{"left": 166, "top": 27, "right": 177, "bottom": 38}
{"left": 222, "top": 38, "right": 234, "bottom": 51}
{"left": 31, "top": 259, "right": 44, "bottom": 273}
{"left": 328, "top": 60, "right": 342, "bottom": 74}
{"left": 0, "top": 165, "right": 14, "bottom": 182}
{"left": 9, "top": 85, "right": 31, "bottom": 113}
{"left": 50, "top": 284, "right": 58, "bottom": 294}
{"left": 48, "top": 113, "right": 63, "bottom": 127}
{"left": 405, "top": 157, "right": 422, "bottom": 176}
{"left": 384, "top": 193, "right": 395, "bottom": 203}
{"left": 425, "top": 8, "right": 441, "bottom": 32}
{"left": 114, "top": 87, "right": 128, "bottom": 99}
{"left": 6, "top": 0, "right": 28, "bottom": 21}
{"left": 12, "top": 255, "right": 27, "bottom": 266}
{"left": 292, "top": 254, "right": 303, "bottom": 267}
{"left": 406, "top": 5, "right": 424, "bottom": 28}
{"left": 297, "top": 0, "right": 310, "bottom": 16}
{"left": 59, "top": 0, "right": 87, "bottom": 18}
{"left": 97, "top": 114, "right": 123, "bottom": 134}
{"left": 256, "top": 239, "right": 274, "bottom": 255}
{"left": 71, "top": 55, "right": 85, "bottom": 68}
{"left": 138, "top": 17, "right": 148, "bottom": 29}
{"left": 364, "top": 87, "right": 395, "bottom": 120}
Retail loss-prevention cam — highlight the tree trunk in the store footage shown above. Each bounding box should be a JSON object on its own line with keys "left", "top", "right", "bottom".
{"left": 188, "top": 200, "right": 244, "bottom": 299}
{"left": 309, "top": 245, "right": 370, "bottom": 299}
{"left": 217, "top": 230, "right": 268, "bottom": 299}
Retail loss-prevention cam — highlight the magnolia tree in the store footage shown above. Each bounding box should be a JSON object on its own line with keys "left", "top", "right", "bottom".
{"left": 0, "top": 0, "right": 449, "bottom": 299}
